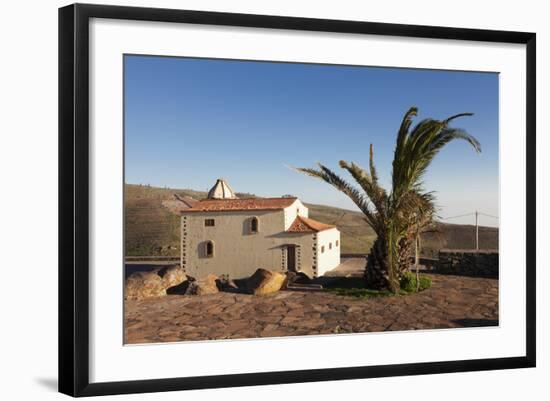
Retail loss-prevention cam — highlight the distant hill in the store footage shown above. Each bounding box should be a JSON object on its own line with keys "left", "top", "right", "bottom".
{"left": 124, "top": 184, "right": 498, "bottom": 257}
{"left": 124, "top": 184, "right": 256, "bottom": 256}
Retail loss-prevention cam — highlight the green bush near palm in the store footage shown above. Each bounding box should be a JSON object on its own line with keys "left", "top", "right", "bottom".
{"left": 324, "top": 273, "right": 431, "bottom": 298}
{"left": 400, "top": 272, "right": 432, "bottom": 293}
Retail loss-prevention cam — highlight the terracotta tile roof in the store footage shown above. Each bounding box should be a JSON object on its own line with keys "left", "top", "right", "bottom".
{"left": 182, "top": 197, "right": 297, "bottom": 213}
{"left": 287, "top": 216, "right": 336, "bottom": 233}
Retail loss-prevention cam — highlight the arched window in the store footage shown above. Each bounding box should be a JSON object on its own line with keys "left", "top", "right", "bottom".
{"left": 250, "top": 217, "right": 259, "bottom": 233}
{"left": 205, "top": 241, "right": 214, "bottom": 257}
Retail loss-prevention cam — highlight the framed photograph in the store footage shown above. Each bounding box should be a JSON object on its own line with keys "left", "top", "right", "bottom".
{"left": 58, "top": 3, "right": 536, "bottom": 397}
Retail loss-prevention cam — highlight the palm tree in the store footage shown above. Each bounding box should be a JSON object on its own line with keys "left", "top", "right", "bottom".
{"left": 295, "top": 107, "right": 481, "bottom": 292}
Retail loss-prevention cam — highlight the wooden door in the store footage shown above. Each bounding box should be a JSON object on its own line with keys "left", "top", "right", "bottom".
{"left": 287, "top": 245, "right": 296, "bottom": 271}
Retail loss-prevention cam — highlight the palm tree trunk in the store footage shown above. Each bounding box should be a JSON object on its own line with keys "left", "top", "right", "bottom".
{"left": 397, "top": 237, "right": 413, "bottom": 275}
{"left": 365, "top": 234, "right": 401, "bottom": 293}
{"left": 415, "top": 235, "right": 420, "bottom": 292}
{"left": 386, "top": 226, "right": 401, "bottom": 293}
{"left": 365, "top": 236, "right": 389, "bottom": 289}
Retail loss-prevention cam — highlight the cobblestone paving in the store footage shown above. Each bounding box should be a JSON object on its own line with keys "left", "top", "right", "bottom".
{"left": 124, "top": 274, "right": 498, "bottom": 344}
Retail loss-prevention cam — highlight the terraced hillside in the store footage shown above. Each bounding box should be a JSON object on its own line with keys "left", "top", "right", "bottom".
{"left": 124, "top": 184, "right": 253, "bottom": 256}
{"left": 124, "top": 184, "right": 498, "bottom": 257}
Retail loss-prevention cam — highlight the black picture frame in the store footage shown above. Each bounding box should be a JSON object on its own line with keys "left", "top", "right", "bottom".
{"left": 59, "top": 3, "right": 536, "bottom": 397}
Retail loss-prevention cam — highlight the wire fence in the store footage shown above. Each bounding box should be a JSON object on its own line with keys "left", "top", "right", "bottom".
{"left": 440, "top": 211, "right": 499, "bottom": 221}
{"left": 439, "top": 211, "right": 499, "bottom": 250}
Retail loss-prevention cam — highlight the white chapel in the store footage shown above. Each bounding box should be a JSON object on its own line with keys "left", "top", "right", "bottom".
{"left": 179, "top": 179, "right": 341, "bottom": 279}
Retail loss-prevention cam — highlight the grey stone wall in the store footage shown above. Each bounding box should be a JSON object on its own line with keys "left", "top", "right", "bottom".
{"left": 435, "top": 249, "right": 499, "bottom": 278}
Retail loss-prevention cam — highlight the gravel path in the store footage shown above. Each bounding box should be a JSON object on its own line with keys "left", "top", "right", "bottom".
{"left": 124, "top": 274, "right": 498, "bottom": 344}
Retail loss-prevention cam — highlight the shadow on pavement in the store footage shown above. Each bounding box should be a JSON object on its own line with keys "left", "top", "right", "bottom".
{"left": 452, "top": 318, "right": 499, "bottom": 327}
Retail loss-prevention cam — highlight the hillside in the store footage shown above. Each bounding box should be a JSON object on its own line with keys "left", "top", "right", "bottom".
{"left": 124, "top": 184, "right": 256, "bottom": 256}
{"left": 124, "top": 184, "right": 498, "bottom": 257}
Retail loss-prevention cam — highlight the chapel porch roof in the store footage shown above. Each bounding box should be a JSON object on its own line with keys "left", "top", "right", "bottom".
{"left": 286, "top": 215, "right": 336, "bottom": 233}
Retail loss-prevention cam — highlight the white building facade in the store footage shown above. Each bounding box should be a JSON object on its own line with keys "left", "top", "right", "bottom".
{"left": 180, "top": 179, "right": 340, "bottom": 279}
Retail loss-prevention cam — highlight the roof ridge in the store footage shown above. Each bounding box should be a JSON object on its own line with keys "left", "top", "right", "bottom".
{"left": 287, "top": 215, "right": 336, "bottom": 233}
{"left": 199, "top": 196, "right": 297, "bottom": 201}
{"left": 296, "top": 215, "right": 315, "bottom": 230}
{"left": 183, "top": 197, "right": 298, "bottom": 213}
{"left": 299, "top": 215, "right": 335, "bottom": 228}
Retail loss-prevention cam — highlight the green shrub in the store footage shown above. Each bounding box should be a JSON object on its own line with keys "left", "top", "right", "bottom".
{"left": 400, "top": 272, "right": 432, "bottom": 293}
{"left": 324, "top": 273, "right": 431, "bottom": 298}
{"left": 327, "top": 287, "right": 393, "bottom": 298}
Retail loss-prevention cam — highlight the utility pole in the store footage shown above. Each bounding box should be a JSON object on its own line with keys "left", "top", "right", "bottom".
{"left": 475, "top": 210, "right": 479, "bottom": 250}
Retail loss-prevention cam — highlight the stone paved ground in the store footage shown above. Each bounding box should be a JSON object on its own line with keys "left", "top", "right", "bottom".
{"left": 124, "top": 273, "right": 498, "bottom": 344}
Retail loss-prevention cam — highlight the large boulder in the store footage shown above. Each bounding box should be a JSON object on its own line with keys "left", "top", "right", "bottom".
{"left": 247, "top": 269, "right": 286, "bottom": 295}
{"left": 125, "top": 271, "right": 166, "bottom": 300}
{"left": 185, "top": 274, "right": 219, "bottom": 295}
{"left": 158, "top": 265, "right": 187, "bottom": 289}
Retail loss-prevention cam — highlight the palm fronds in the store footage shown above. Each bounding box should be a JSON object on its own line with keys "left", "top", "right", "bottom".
{"left": 293, "top": 164, "right": 378, "bottom": 228}
{"left": 391, "top": 107, "right": 480, "bottom": 204}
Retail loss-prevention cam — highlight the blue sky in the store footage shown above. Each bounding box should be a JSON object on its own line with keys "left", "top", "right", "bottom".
{"left": 124, "top": 55, "right": 499, "bottom": 227}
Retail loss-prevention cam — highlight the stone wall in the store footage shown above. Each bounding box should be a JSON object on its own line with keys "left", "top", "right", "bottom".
{"left": 435, "top": 249, "right": 499, "bottom": 278}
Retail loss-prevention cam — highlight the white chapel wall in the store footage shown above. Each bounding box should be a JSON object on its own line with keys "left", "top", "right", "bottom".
{"left": 182, "top": 208, "right": 315, "bottom": 279}
{"left": 316, "top": 228, "right": 341, "bottom": 276}
{"left": 282, "top": 199, "right": 309, "bottom": 230}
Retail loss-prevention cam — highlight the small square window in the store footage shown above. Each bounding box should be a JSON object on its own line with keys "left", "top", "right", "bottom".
{"left": 205, "top": 219, "right": 215, "bottom": 227}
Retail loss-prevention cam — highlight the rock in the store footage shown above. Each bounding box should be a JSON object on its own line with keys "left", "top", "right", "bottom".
{"left": 294, "top": 272, "right": 312, "bottom": 284}
{"left": 185, "top": 273, "right": 219, "bottom": 295}
{"left": 247, "top": 269, "right": 286, "bottom": 295}
{"left": 282, "top": 271, "right": 297, "bottom": 289}
{"left": 125, "top": 271, "right": 166, "bottom": 300}
{"left": 158, "top": 265, "right": 187, "bottom": 289}
{"left": 166, "top": 280, "right": 190, "bottom": 295}
{"left": 282, "top": 271, "right": 311, "bottom": 289}
{"left": 217, "top": 277, "right": 240, "bottom": 292}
